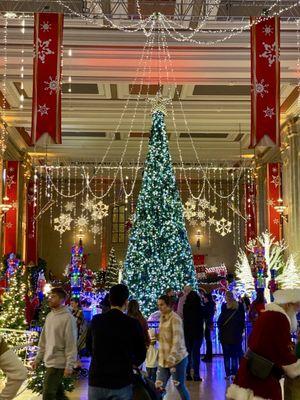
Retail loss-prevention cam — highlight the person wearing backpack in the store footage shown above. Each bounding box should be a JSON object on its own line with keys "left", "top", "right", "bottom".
{"left": 218, "top": 291, "right": 245, "bottom": 380}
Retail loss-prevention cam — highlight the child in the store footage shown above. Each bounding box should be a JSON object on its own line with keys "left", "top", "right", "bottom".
{"left": 146, "top": 326, "right": 158, "bottom": 382}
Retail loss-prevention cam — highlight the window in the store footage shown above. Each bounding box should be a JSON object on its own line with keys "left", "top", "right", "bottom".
{"left": 112, "top": 205, "right": 126, "bottom": 243}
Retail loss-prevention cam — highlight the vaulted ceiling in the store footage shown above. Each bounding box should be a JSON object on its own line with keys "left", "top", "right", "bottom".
{"left": 1, "top": 1, "right": 300, "bottom": 163}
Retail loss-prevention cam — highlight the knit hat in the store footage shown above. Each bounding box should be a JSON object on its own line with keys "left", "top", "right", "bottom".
{"left": 273, "top": 289, "right": 300, "bottom": 304}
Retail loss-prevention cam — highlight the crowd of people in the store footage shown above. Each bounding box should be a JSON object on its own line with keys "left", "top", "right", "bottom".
{"left": 1, "top": 284, "right": 300, "bottom": 399}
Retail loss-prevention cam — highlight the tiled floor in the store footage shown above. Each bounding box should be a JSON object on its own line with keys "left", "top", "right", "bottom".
{"left": 17, "top": 357, "right": 230, "bottom": 400}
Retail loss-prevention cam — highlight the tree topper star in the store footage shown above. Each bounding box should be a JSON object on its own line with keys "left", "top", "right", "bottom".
{"left": 147, "top": 92, "right": 172, "bottom": 116}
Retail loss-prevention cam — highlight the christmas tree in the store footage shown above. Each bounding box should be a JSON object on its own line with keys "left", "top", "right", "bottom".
{"left": 124, "top": 94, "right": 197, "bottom": 315}
{"left": 277, "top": 254, "right": 300, "bottom": 289}
{"left": 0, "top": 267, "right": 27, "bottom": 329}
{"left": 105, "top": 248, "right": 119, "bottom": 290}
{"left": 235, "top": 249, "right": 255, "bottom": 296}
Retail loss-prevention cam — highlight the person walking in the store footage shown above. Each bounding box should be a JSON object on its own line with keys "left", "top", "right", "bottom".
{"left": 33, "top": 287, "right": 77, "bottom": 400}
{"left": 127, "top": 299, "right": 150, "bottom": 348}
{"left": 177, "top": 285, "right": 192, "bottom": 319}
{"left": 87, "top": 284, "right": 146, "bottom": 400}
{"left": 227, "top": 289, "right": 300, "bottom": 400}
{"left": 218, "top": 291, "right": 245, "bottom": 380}
{"left": 183, "top": 290, "right": 204, "bottom": 381}
{"left": 156, "top": 295, "right": 190, "bottom": 400}
{"left": 201, "top": 291, "right": 215, "bottom": 362}
{"left": 0, "top": 335, "right": 27, "bottom": 399}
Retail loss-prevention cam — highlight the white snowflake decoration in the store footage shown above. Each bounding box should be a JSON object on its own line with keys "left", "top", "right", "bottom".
{"left": 185, "top": 198, "right": 196, "bottom": 210}
{"left": 197, "top": 210, "right": 205, "bottom": 220}
{"left": 6, "top": 222, "right": 13, "bottom": 229}
{"left": 198, "top": 198, "right": 210, "bottom": 209}
{"left": 82, "top": 199, "right": 96, "bottom": 212}
{"left": 44, "top": 76, "right": 58, "bottom": 95}
{"left": 11, "top": 201, "right": 18, "bottom": 210}
{"left": 64, "top": 201, "right": 76, "bottom": 212}
{"left": 262, "top": 25, "right": 273, "bottom": 36}
{"left": 184, "top": 207, "right": 196, "bottom": 221}
{"left": 263, "top": 106, "right": 275, "bottom": 119}
{"left": 37, "top": 38, "right": 54, "bottom": 64}
{"left": 208, "top": 217, "right": 217, "bottom": 226}
{"left": 189, "top": 219, "right": 197, "bottom": 227}
{"left": 41, "top": 21, "right": 52, "bottom": 32}
{"left": 38, "top": 104, "right": 50, "bottom": 116}
{"left": 54, "top": 213, "right": 72, "bottom": 234}
{"left": 255, "top": 79, "right": 269, "bottom": 98}
{"left": 273, "top": 218, "right": 280, "bottom": 225}
{"left": 215, "top": 218, "right": 232, "bottom": 237}
{"left": 210, "top": 205, "right": 218, "bottom": 213}
{"left": 267, "top": 199, "right": 274, "bottom": 207}
{"left": 200, "top": 220, "right": 207, "bottom": 228}
{"left": 91, "top": 225, "right": 101, "bottom": 235}
{"left": 259, "top": 42, "right": 277, "bottom": 67}
{"left": 91, "top": 201, "right": 109, "bottom": 221}
{"left": 271, "top": 175, "right": 280, "bottom": 188}
{"left": 6, "top": 175, "right": 15, "bottom": 189}
{"left": 76, "top": 216, "right": 89, "bottom": 228}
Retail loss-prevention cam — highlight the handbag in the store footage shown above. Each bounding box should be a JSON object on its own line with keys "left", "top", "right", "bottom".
{"left": 132, "top": 368, "right": 162, "bottom": 400}
{"left": 245, "top": 349, "right": 274, "bottom": 380}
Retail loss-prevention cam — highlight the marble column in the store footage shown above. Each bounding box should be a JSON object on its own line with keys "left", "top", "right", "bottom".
{"left": 281, "top": 119, "right": 300, "bottom": 254}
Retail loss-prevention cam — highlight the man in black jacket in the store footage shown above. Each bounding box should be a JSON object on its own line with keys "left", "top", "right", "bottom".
{"left": 87, "top": 284, "right": 147, "bottom": 400}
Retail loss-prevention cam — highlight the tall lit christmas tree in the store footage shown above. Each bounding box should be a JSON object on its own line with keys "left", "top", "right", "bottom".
{"left": 105, "top": 248, "right": 119, "bottom": 290}
{"left": 124, "top": 93, "right": 197, "bottom": 315}
{"left": 0, "top": 267, "right": 27, "bottom": 329}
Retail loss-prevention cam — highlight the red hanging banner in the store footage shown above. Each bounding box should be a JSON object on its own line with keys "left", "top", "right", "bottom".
{"left": 4, "top": 161, "right": 19, "bottom": 254}
{"left": 245, "top": 180, "right": 257, "bottom": 244}
{"left": 267, "top": 163, "right": 282, "bottom": 241}
{"left": 31, "top": 13, "right": 64, "bottom": 144}
{"left": 251, "top": 17, "right": 280, "bottom": 147}
{"left": 26, "top": 180, "right": 38, "bottom": 264}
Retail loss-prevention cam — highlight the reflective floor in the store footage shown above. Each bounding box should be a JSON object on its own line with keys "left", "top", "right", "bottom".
{"left": 17, "top": 357, "right": 230, "bottom": 400}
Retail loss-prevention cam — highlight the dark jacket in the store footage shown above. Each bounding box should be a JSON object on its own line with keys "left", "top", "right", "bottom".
{"left": 86, "top": 308, "right": 147, "bottom": 389}
{"left": 183, "top": 292, "right": 204, "bottom": 341}
{"left": 217, "top": 303, "right": 245, "bottom": 345}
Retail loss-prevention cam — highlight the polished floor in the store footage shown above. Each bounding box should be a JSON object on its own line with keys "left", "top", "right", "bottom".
{"left": 17, "top": 357, "right": 230, "bottom": 400}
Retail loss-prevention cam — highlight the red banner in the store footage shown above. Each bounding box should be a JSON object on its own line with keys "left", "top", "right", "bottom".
{"left": 245, "top": 180, "right": 257, "bottom": 244}
{"left": 193, "top": 254, "right": 205, "bottom": 267}
{"left": 26, "top": 180, "right": 38, "bottom": 264}
{"left": 31, "top": 13, "right": 64, "bottom": 144}
{"left": 251, "top": 17, "right": 280, "bottom": 147}
{"left": 4, "top": 161, "right": 19, "bottom": 254}
{"left": 267, "top": 163, "right": 282, "bottom": 241}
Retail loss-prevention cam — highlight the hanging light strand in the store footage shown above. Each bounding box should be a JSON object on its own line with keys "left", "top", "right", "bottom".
{"left": 1, "top": 18, "right": 8, "bottom": 156}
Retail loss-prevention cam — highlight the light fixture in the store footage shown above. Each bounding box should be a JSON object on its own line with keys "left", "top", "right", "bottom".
{"left": 196, "top": 229, "right": 203, "bottom": 249}
{"left": 274, "top": 198, "right": 288, "bottom": 222}
{"left": 4, "top": 12, "right": 17, "bottom": 19}
{"left": 76, "top": 228, "right": 85, "bottom": 240}
{"left": 0, "top": 195, "right": 12, "bottom": 217}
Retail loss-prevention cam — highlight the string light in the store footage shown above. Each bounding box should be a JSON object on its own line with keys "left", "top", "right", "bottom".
{"left": 19, "top": 18, "right": 25, "bottom": 109}
{"left": 1, "top": 18, "right": 8, "bottom": 155}
{"left": 297, "top": 18, "right": 300, "bottom": 109}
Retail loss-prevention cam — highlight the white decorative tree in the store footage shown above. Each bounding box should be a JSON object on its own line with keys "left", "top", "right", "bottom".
{"left": 277, "top": 254, "right": 300, "bottom": 289}
{"left": 235, "top": 249, "right": 255, "bottom": 296}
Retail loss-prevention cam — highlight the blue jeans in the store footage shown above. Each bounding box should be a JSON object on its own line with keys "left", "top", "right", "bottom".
{"left": 221, "top": 343, "right": 242, "bottom": 377}
{"left": 88, "top": 384, "right": 133, "bottom": 400}
{"left": 157, "top": 357, "right": 190, "bottom": 400}
{"left": 185, "top": 337, "right": 203, "bottom": 377}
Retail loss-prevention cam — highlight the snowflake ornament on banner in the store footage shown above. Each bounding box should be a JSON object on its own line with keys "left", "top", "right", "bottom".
{"left": 54, "top": 214, "right": 72, "bottom": 234}
{"left": 259, "top": 42, "right": 277, "bottom": 67}
{"left": 44, "top": 76, "right": 58, "bottom": 95}
{"left": 262, "top": 25, "right": 274, "bottom": 36}
{"left": 263, "top": 107, "right": 275, "bottom": 119}
{"left": 273, "top": 218, "right": 280, "bottom": 225}
{"left": 215, "top": 218, "right": 232, "bottom": 237}
{"left": 271, "top": 175, "right": 280, "bottom": 187}
{"left": 41, "top": 21, "right": 52, "bottom": 32}
{"left": 255, "top": 79, "right": 269, "bottom": 98}
{"left": 267, "top": 199, "right": 275, "bottom": 207}
{"left": 37, "top": 38, "right": 54, "bottom": 64}
{"left": 76, "top": 216, "right": 89, "bottom": 228}
{"left": 6, "top": 175, "right": 15, "bottom": 189}
{"left": 64, "top": 201, "right": 76, "bottom": 212}
{"left": 38, "top": 104, "right": 50, "bottom": 116}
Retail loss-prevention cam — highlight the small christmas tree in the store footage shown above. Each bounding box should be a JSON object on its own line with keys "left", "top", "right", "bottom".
{"left": 277, "top": 254, "right": 300, "bottom": 289}
{"left": 94, "top": 270, "right": 106, "bottom": 290}
{"left": 0, "top": 267, "right": 27, "bottom": 329}
{"left": 124, "top": 96, "right": 197, "bottom": 315}
{"left": 105, "top": 248, "right": 119, "bottom": 290}
{"left": 235, "top": 249, "right": 255, "bottom": 296}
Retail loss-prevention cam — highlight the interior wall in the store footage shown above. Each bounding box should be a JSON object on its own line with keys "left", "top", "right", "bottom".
{"left": 38, "top": 178, "right": 243, "bottom": 278}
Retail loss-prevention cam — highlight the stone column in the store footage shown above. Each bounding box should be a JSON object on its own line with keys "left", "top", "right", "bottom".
{"left": 281, "top": 119, "right": 300, "bottom": 254}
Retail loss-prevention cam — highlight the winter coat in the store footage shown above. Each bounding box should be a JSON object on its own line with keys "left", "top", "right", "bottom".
{"left": 217, "top": 303, "right": 244, "bottom": 345}
{"left": 183, "top": 294, "right": 204, "bottom": 341}
{"left": 227, "top": 303, "right": 300, "bottom": 400}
